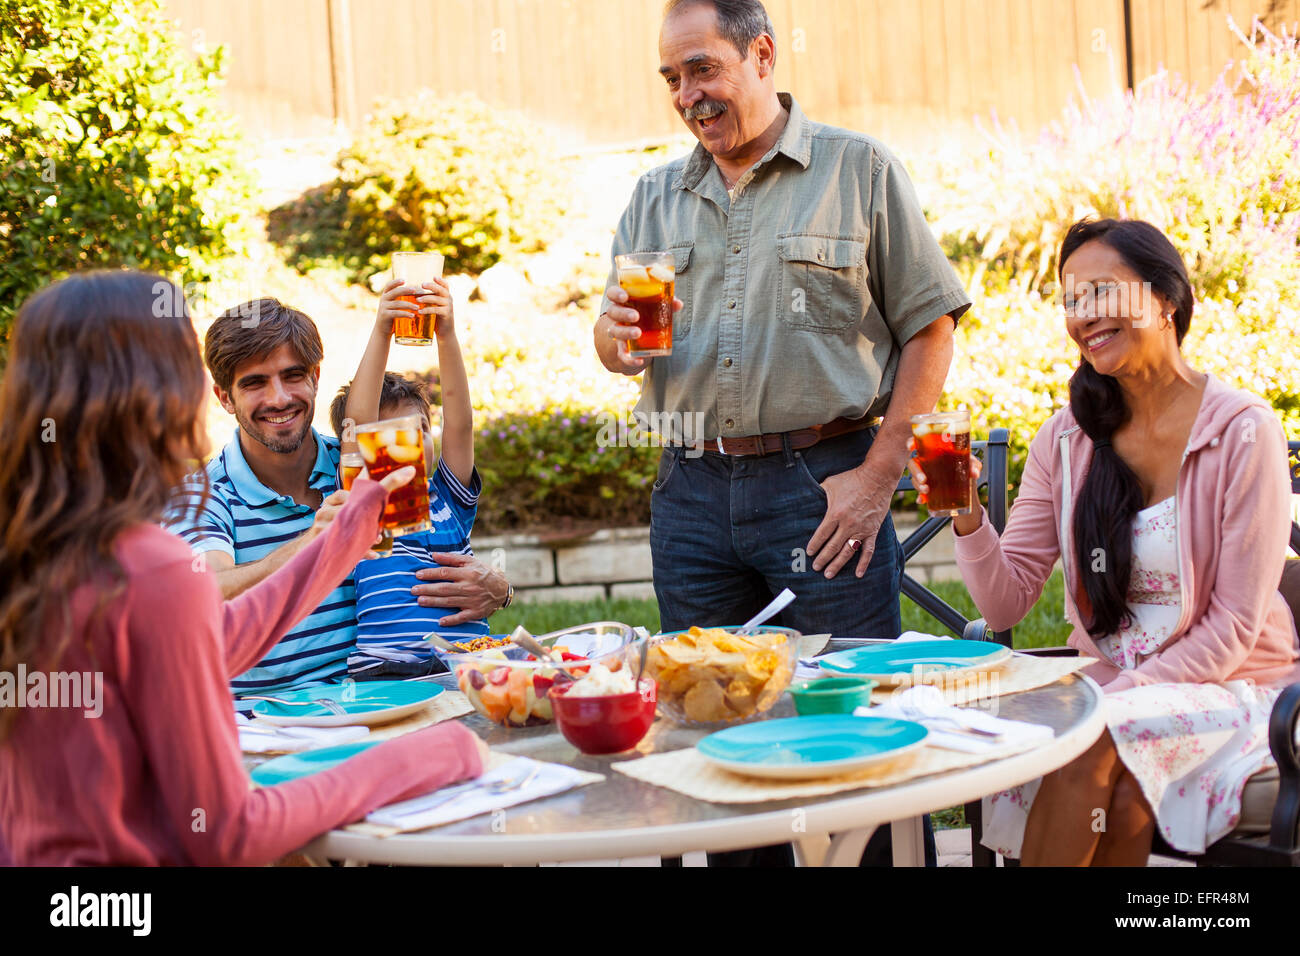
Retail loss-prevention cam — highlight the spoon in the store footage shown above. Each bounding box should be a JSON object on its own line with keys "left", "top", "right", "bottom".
{"left": 508, "top": 625, "right": 577, "bottom": 683}
{"left": 423, "top": 633, "right": 460, "bottom": 654}
{"left": 634, "top": 634, "right": 649, "bottom": 689}
{"left": 738, "top": 588, "right": 796, "bottom": 635}
{"left": 508, "top": 625, "right": 558, "bottom": 663}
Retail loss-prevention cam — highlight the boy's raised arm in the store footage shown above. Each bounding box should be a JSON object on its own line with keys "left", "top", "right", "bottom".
{"left": 343, "top": 278, "right": 415, "bottom": 451}
{"left": 423, "top": 277, "right": 474, "bottom": 486}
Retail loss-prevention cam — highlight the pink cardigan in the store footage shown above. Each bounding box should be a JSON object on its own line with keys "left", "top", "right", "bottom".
{"left": 0, "top": 479, "right": 484, "bottom": 866}
{"left": 954, "top": 374, "right": 1300, "bottom": 693}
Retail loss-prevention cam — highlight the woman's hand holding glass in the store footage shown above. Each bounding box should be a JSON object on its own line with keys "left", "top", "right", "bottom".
{"left": 906, "top": 438, "right": 984, "bottom": 537}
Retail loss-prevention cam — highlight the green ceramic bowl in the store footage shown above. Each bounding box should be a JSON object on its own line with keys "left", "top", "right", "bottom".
{"left": 788, "top": 677, "right": 877, "bottom": 716}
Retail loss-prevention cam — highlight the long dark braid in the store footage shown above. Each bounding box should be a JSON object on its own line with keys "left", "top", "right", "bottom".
{"left": 1060, "top": 219, "right": 1194, "bottom": 638}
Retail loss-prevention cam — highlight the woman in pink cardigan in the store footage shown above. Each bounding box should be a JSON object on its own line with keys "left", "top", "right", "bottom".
{"left": 911, "top": 219, "right": 1299, "bottom": 865}
{"left": 0, "top": 271, "right": 486, "bottom": 866}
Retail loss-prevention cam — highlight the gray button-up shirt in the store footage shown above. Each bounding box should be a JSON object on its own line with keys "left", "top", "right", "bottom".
{"left": 601, "top": 93, "right": 970, "bottom": 440}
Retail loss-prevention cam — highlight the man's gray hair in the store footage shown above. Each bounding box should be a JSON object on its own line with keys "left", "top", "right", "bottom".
{"left": 664, "top": 0, "right": 776, "bottom": 60}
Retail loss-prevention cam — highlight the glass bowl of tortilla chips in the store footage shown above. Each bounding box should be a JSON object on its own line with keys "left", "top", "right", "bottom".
{"left": 647, "top": 625, "right": 799, "bottom": 725}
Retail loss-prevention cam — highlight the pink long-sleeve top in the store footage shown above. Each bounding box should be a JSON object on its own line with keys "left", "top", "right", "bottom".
{"left": 954, "top": 374, "right": 1300, "bottom": 693}
{"left": 0, "top": 478, "right": 484, "bottom": 866}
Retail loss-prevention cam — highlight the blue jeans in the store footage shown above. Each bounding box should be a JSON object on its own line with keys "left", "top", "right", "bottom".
{"left": 650, "top": 427, "right": 903, "bottom": 638}
{"left": 350, "top": 658, "right": 447, "bottom": 681}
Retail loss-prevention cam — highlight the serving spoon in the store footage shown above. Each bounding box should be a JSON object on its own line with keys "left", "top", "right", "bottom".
{"left": 738, "top": 588, "right": 796, "bottom": 635}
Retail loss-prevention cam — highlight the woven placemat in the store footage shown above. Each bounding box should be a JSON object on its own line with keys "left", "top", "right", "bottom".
{"left": 867, "top": 654, "right": 1089, "bottom": 704}
{"left": 613, "top": 734, "right": 1044, "bottom": 804}
{"left": 243, "top": 690, "right": 473, "bottom": 755}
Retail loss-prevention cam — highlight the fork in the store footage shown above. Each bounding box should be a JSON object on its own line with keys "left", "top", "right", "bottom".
{"left": 387, "top": 764, "right": 543, "bottom": 818}
{"left": 241, "top": 695, "right": 349, "bottom": 717}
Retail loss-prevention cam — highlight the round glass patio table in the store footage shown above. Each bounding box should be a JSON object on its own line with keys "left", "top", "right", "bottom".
{"left": 299, "top": 657, "right": 1105, "bottom": 867}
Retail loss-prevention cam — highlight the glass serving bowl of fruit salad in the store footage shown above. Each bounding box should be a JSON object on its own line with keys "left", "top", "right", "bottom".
{"left": 443, "top": 622, "right": 640, "bottom": 727}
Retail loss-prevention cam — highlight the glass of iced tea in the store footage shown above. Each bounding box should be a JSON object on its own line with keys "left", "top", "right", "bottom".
{"left": 615, "top": 252, "right": 675, "bottom": 357}
{"left": 390, "top": 251, "right": 445, "bottom": 346}
{"left": 910, "top": 411, "right": 972, "bottom": 517}
{"left": 354, "top": 414, "right": 431, "bottom": 550}
{"left": 339, "top": 451, "right": 364, "bottom": 491}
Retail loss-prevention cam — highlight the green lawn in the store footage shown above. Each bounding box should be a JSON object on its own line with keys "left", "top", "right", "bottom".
{"left": 489, "top": 569, "right": 1071, "bottom": 651}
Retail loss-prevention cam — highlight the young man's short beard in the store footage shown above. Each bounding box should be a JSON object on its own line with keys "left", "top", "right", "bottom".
{"left": 237, "top": 408, "right": 313, "bottom": 455}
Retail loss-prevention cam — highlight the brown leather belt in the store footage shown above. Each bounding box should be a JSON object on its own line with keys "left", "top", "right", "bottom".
{"left": 703, "top": 415, "right": 881, "bottom": 458}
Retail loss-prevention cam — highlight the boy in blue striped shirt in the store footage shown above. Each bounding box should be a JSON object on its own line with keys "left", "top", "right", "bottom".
{"left": 331, "top": 273, "right": 490, "bottom": 679}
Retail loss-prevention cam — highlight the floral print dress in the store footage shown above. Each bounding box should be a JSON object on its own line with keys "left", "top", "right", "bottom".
{"left": 981, "top": 496, "right": 1286, "bottom": 858}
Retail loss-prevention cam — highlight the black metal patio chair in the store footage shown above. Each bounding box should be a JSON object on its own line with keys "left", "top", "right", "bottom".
{"left": 891, "top": 427, "right": 1010, "bottom": 866}
{"left": 894, "top": 428, "right": 1012, "bottom": 648}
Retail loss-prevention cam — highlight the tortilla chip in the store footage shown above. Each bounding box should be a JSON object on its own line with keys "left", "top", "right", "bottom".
{"left": 724, "top": 679, "right": 756, "bottom": 714}
{"left": 683, "top": 679, "right": 731, "bottom": 722}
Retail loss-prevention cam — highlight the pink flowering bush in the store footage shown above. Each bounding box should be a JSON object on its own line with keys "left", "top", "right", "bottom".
{"left": 927, "top": 17, "right": 1300, "bottom": 485}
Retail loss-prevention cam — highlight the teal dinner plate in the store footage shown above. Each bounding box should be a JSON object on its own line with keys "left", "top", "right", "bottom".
{"left": 249, "top": 680, "right": 443, "bottom": 727}
{"left": 696, "top": 714, "right": 928, "bottom": 780}
{"left": 250, "top": 741, "right": 381, "bottom": 786}
{"left": 816, "top": 640, "right": 1011, "bottom": 685}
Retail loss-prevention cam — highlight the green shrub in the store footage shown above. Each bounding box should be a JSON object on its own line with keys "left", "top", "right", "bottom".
{"left": 0, "top": 0, "right": 254, "bottom": 353}
{"left": 474, "top": 408, "right": 657, "bottom": 533}
{"left": 275, "top": 92, "right": 569, "bottom": 280}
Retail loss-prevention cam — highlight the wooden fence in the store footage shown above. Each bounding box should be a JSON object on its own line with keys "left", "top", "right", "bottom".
{"left": 162, "top": 0, "right": 1300, "bottom": 146}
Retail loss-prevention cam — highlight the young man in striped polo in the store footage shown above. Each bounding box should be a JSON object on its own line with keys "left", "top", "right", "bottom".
{"left": 168, "top": 298, "right": 510, "bottom": 710}
{"left": 167, "top": 300, "right": 359, "bottom": 711}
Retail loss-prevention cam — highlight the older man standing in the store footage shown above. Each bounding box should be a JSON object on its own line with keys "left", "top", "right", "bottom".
{"left": 593, "top": 0, "right": 968, "bottom": 866}
{"left": 596, "top": 0, "right": 967, "bottom": 643}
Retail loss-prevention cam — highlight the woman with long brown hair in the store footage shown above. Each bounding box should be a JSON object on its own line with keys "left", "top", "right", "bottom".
{"left": 0, "top": 271, "right": 485, "bottom": 865}
{"left": 911, "top": 218, "right": 1299, "bottom": 864}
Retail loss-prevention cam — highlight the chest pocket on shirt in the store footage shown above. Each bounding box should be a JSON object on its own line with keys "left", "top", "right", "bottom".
{"left": 776, "top": 234, "right": 865, "bottom": 333}
{"left": 665, "top": 241, "right": 693, "bottom": 338}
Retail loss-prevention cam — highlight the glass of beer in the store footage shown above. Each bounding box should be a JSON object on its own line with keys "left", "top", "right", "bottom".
{"left": 910, "top": 411, "right": 972, "bottom": 517}
{"left": 615, "top": 252, "right": 675, "bottom": 357}
{"left": 354, "top": 414, "right": 431, "bottom": 550}
{"left": 390, "top": 251, "right": 445, "bottom": 346}
{"left": 339, "top": 451, "right": 364, "bottom": 491}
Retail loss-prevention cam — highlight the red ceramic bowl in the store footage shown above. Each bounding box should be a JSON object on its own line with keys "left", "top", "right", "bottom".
{"left": 549, "top": 678, "right": 657, "bottom": 755}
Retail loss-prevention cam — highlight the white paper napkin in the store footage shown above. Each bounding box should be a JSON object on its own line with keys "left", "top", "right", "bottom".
{"left": 236, "top": 715, "right": 370, "bottom": 754}
{"left": 365, "top": 756, "right": 589, "bottom": 830}
{"left": 863, "top": 685, "right": 1054, "bottom": 753}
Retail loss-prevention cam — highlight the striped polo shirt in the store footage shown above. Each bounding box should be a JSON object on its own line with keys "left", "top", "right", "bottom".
{"left": 165, "top": 428, "right": 354, "bottom": 709}
{"left": 349, "top": 460, "right": 488, "bottom": 675}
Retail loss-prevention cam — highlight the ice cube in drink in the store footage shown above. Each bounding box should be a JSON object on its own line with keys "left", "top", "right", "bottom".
{"left": 355, "top": 414, "right": 432, "bottom": 538}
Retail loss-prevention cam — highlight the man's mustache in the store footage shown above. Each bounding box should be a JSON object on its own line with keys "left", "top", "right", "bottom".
{"left": 684, "top": 100, "right": 727, "bottom": 121}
